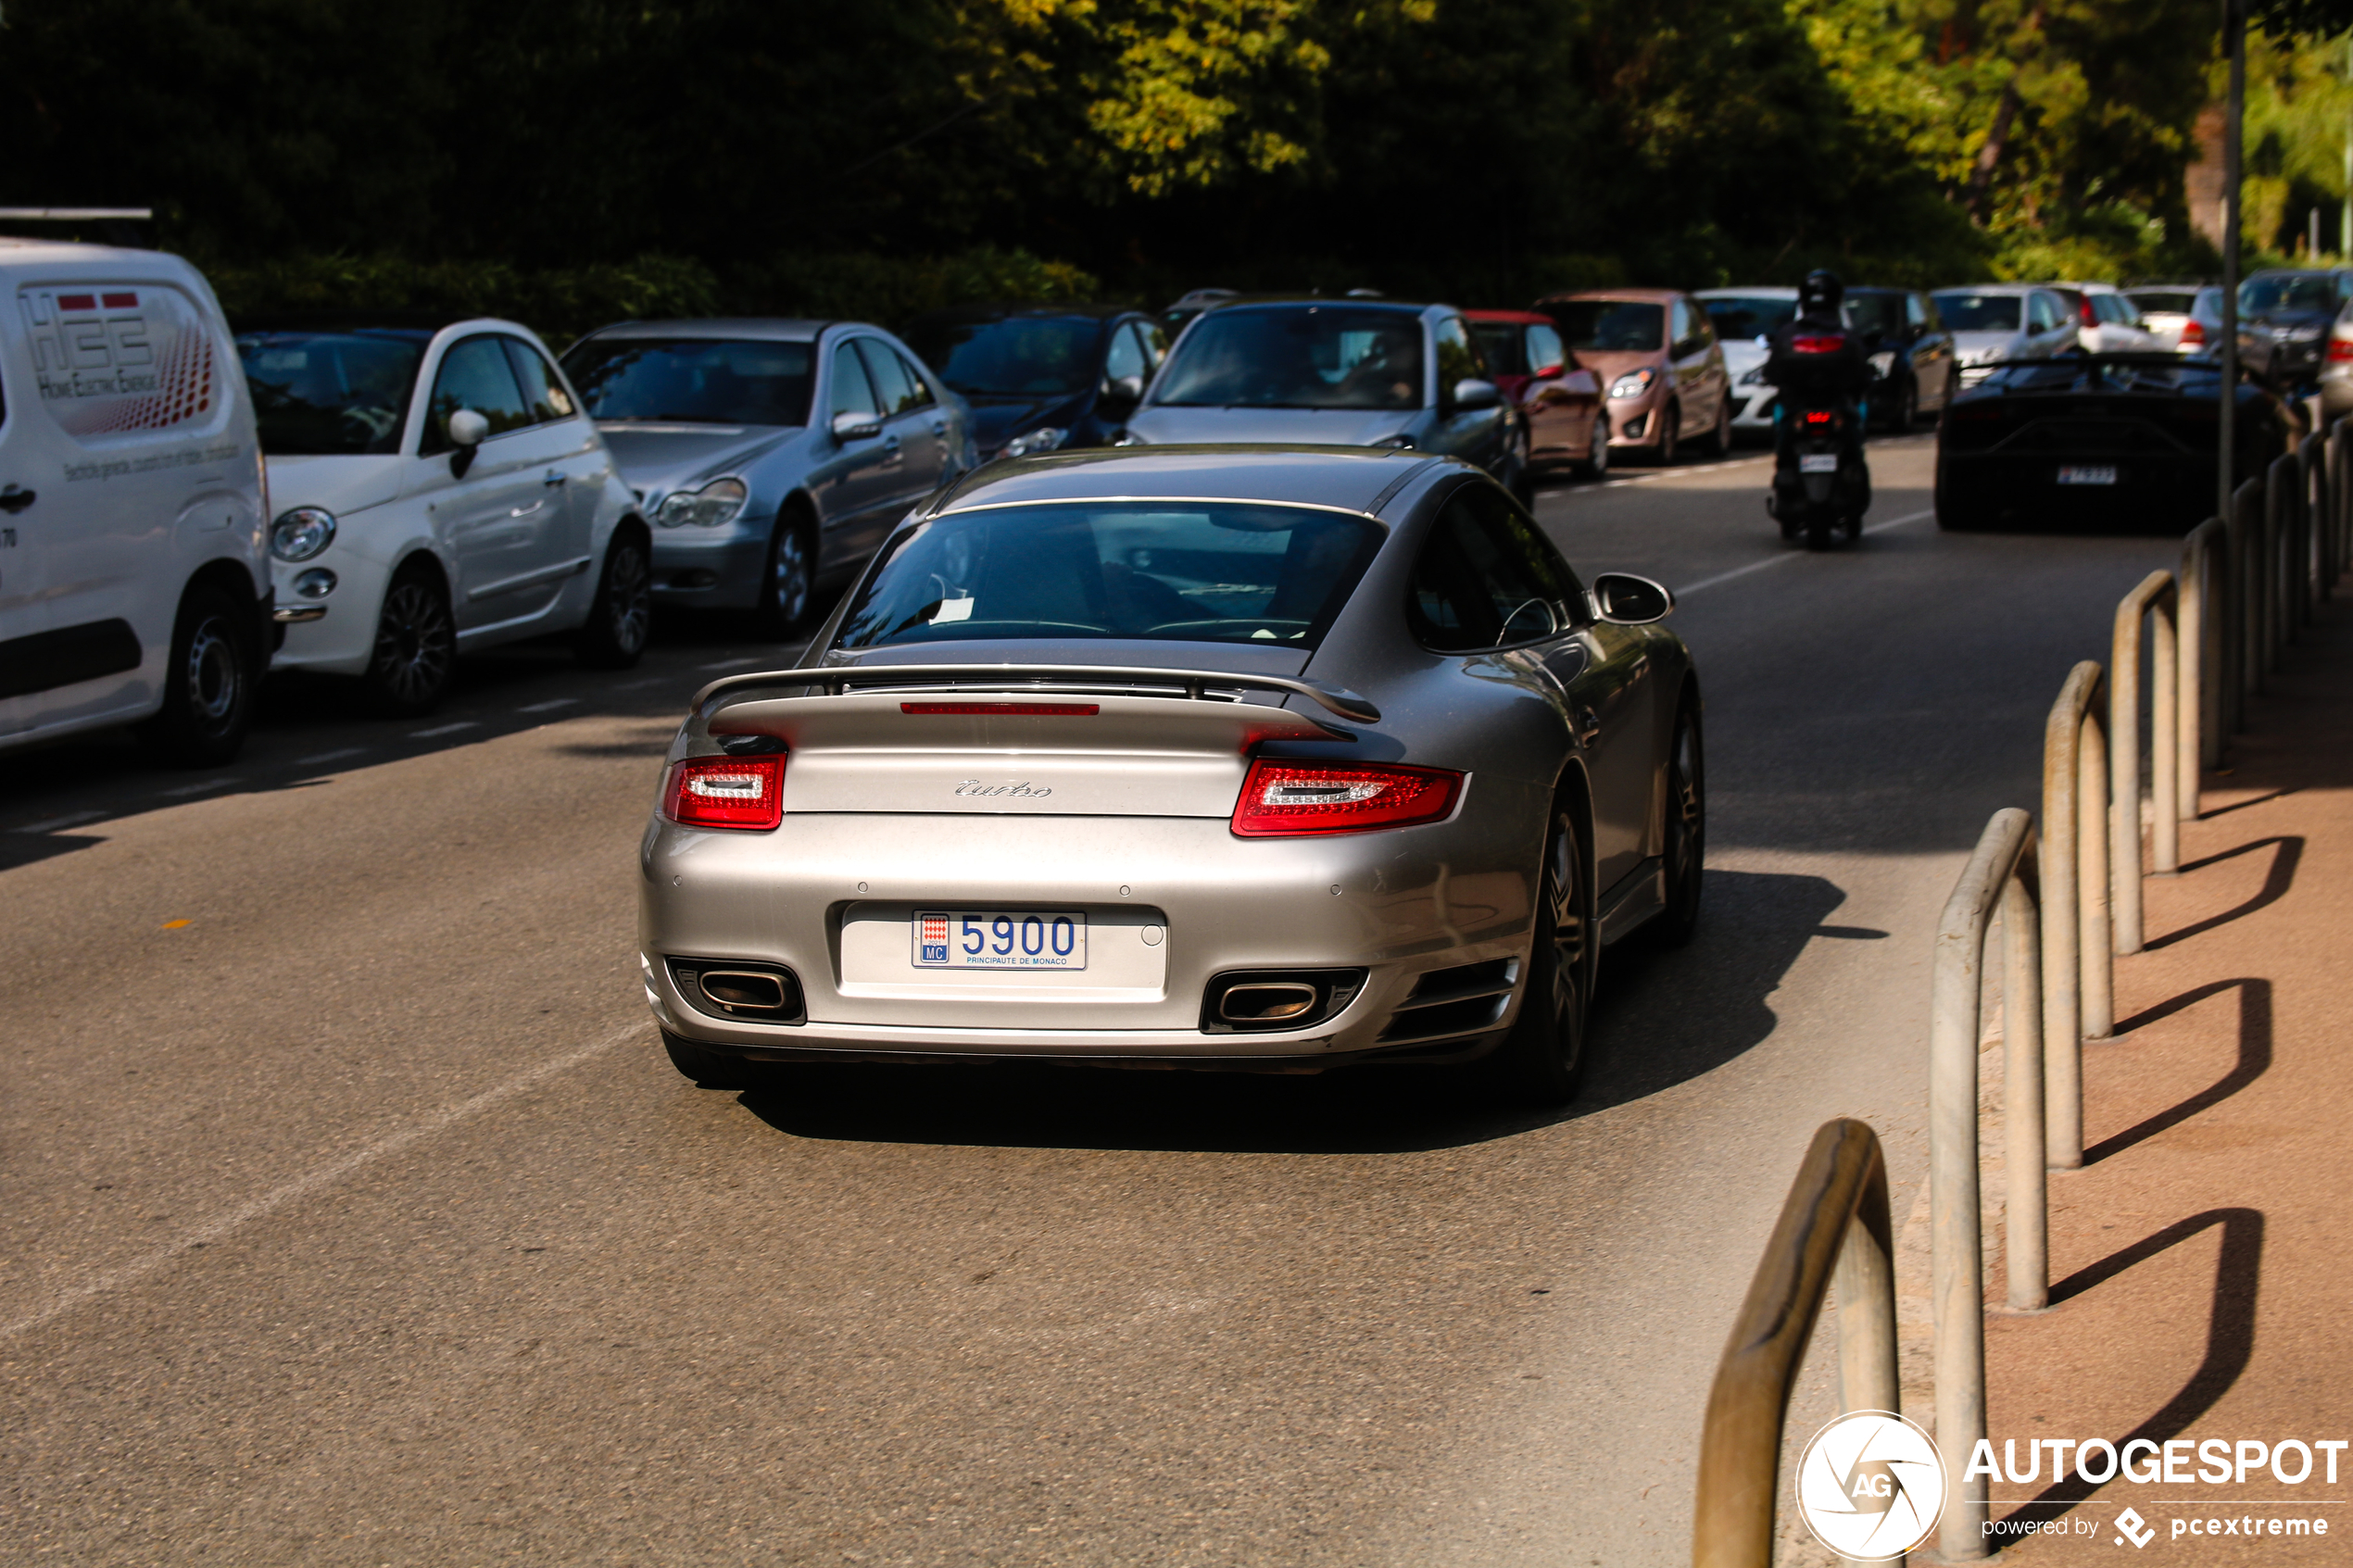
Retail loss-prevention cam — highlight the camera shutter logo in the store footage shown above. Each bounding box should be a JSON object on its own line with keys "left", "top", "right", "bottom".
{"left": 1793, "top": 1410, "right": 1945, "bottom": 1562}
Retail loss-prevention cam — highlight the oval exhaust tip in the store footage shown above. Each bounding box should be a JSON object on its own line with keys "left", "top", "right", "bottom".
{"left": 1219, "top": 982, "right": 1318, "bottom": 1023}
{"left": 699, "top": 971, "right": 787, "bottom": 1012}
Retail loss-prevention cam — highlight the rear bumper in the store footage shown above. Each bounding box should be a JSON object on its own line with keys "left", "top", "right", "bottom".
{"left": 638, "top": 802, "right": 1546, "bottom": 1065}
{"left": 1937, "top": 450, "right": 2218, "bottom": 532}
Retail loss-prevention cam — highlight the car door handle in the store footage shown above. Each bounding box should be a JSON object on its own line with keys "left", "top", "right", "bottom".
{"left": 0, "top": 485, "right": 32, "bottom": 514}
{"left": 929, "top": 421, "right": 948, "bottom": 436}
{"left": 1574, "top": 706, "right": 1603, "bottom": 745}
{"left": 510, "top": 498, "right": 547, "bottom": 519}
{"left": 544, "top": 470, "right": 569, "bottom": 487}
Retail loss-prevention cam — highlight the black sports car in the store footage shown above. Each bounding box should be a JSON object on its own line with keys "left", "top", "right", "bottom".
{"left": 1934, "top": 352, "right": 2295, "bottom": 533}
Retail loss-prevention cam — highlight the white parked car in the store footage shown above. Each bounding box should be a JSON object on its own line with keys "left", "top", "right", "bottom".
{"left": 2123, "top": 286, "right": 2206, "bottom": 352}
{"left": 0, "top": 239, "right": 271, "bottom": 764}
{"left": 237, "top": 318, "right": 650, "bottom": 714}
{"left": 2055, "top": 283, "right": 2161, "bottom": 352}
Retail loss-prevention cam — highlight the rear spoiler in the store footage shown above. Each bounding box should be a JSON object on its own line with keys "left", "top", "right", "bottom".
{"left": 690, "top": 664, "right": 1381, "bottom": 726}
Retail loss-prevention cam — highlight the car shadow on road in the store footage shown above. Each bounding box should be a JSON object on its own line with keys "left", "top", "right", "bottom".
{"left": 739, "top": 868, "right": 1856, "bottom": 1155}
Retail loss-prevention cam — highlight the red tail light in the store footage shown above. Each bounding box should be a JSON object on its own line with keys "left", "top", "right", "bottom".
{"left": 2180, "top": 320, "right": 2205, "bottom": 348}
{"left": 2329, "top": 337, "right": 2353, "bottom": 363}
{"left": 663, "top": 754, "right": 785, "bottom": 830}
{"left": 1230, "top": 759, "right": 1463, "bottom": 837}
{"left": 1792, "top": 332, "right": 1847, "bottom": 355}
{"left": 1802, "top": 408, "right": 1837, "bottom": 426}
{"left": 2079, "top": 297, "right": 2098, "bottom": 325}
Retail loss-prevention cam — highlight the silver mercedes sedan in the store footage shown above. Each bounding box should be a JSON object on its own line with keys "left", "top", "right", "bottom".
{"left": 637, "top": 445, "right": 1702, "bottom": 1106}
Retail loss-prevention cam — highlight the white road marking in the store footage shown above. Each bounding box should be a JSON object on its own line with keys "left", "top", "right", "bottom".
{"left": 294, "top": 747, "right": 368, "bottom": 767}
{"left": 13, "top": 809, "right": 106, "bottom": 834}
{"left": 699, "top": 656, "right": 764, "bottom": 671}
{"left": 517, "top": 697, "right": 580, "bottom": 713}
{"left": 157, "top": 777, "right": 239, "bottom": 798}
{"left": 1675, "top": 509, "right": 1935, "bottom": 596}
{"left": 409, "top": 721, "right": 477, "bottom": 738}
{"left": 0, "top": 1019, "right": 652, "bottom": 1341}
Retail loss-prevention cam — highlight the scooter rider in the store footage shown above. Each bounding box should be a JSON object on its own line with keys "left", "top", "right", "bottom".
{"left": 1766, "top": 269, "right": 1872, "bottom": 528}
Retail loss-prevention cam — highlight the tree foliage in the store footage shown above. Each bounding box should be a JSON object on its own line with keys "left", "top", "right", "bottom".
{"left": 0, "top": 0, "right": 2258, "bottom": 319}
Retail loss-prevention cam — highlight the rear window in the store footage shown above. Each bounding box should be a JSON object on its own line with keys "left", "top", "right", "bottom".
{"left": 236, "top": 330, "right": 425, "bottom": 456}
{"left": 1843, "top": 294, "right": 1906, "bottom": 336}
{"left": 1698, "top": 296, "right": 1796, "bottom": 340}
{"left": 1470, "top": 322, "right": 1526, "bottom": 376}
{"left": 903, "top": 315, "right": 1101, "bottom": 398}
{"left": 560, "top": 337, "right": 814, "bottom": 426}
{"left": 1548, "top": 301, "right": 1665, "bottom": 353}
{"left": 1151, "top": 307, "right": 1425, "bottom": 409}
{"left": 1932, "top": 293, "right": 2023, "bottom": 332}
{"left": 835, "top": 502, "right": 1383, "bottom": 650}
{"left": 2240, "top": 274, "right": 2346, "bottom": 314}
{"left": 2127, "top": 291, "right": 2196, "bottom": 314}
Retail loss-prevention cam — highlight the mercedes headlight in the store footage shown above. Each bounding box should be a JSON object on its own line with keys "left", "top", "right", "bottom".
{"left": 1868, "top": 351, "right": 1896, "bottom": 376}
{"left": 656, "top": 477, "right": 749, "bottom": 528}
{"left": 1737, "top": 366, "right": 1768, "bottom": 387}
{"left": 1002, "top": 426, "right": 1069, "bottom": 458}
{"left": 269, "top": 507, "right": 337, "bottom": 562}
{"left": 1608, "top": 368, "right": 1657, "bottom": 399}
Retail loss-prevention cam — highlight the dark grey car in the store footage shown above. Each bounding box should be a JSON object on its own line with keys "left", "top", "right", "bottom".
{"left": 1119, "top": 299, "right": 1524, "bottom": 498}
{"left": 561, "top": 320, "right": 978, "bottom": 627}
{"left": 2236, "top": 269, "right": 2353, "bottom": 392}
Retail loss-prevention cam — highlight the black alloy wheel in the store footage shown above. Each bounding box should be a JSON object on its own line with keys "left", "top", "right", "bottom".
{"left": 577, "top": 528, "right": 652, "bottom": 669}
{"left": 1655, "top": 699, "right": 1705, "bottom": 947}
{"left": 136, "top": 583, "right": 257, "bottom": 767}
{"left": 759, "top": 508, "right": 814, "bottom": 634}
{"left": 662, "top": 1030, "right": 762, "bottom": 1091}
{"left": 1489, "top": 802, "right": 1594, "bottom": 1106}
{"left": 363, "top": 567, "right": 457, "bottom": 717}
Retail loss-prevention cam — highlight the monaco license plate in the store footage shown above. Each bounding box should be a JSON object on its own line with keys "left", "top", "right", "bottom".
{"left": 912, "top": 909, "right": 1088, "bottom": 970}
{"left": 2058, "top": 464, "right": 2118, "bottom": 486}
{"left": 1798, "top": 453, "right": 1840, "bottom": 474}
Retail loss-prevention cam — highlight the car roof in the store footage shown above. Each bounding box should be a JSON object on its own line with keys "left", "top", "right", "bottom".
{"left": 1843, "top": 285, "right": 1912, "bottom": 295}
{"left": 1201, "top": 295, "right": 1439, "bottom": 316}
{"left": 1934, "top": 283, "right": 2041, "bottom": 295}
{"left": 581, "top": 318, "right": 839, "bottom": 343}
{"left": 931, "top": 445, "right": 1432, "bottom": 517}
{"left": 905, "top": 303, "right": 1140, "bottom": 325}
{"left": 233, "top": 314, "right": 460, "bottom": 338}
{"left": 1693, "top": 286, "right": 1797, "bottom": 298}
{"left": 1536, "top": 288, "right": 1680, "bottom": 304}
{"left": 1464, "top": 308, "right": 1555, "bottom": 324}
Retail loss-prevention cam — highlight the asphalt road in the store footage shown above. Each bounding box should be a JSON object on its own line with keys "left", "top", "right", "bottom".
{"left": 0, "top": 437, "right": 2185, "bottom": 1566}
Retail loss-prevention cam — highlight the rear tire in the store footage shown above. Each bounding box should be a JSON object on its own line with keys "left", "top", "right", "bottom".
{"left": 135, "top": 582, "right": 258, "bottom": 768}
{"left": 1655, "top": 699, "right": 1705, "bottom": 947}
{"left": 362, "top": 563, "right": 458, "bottom": 718}
{"left": 1488, "top": 801, "right": 1594, "bottom": 1107}
{"left": 576, "top": 525, "right": 652, "bottom": 670}
{"left": 663, "top": 1030, "right": 763, "bottom": 1091}
{"left": 758, "top": 505, "right": 815, "bottom": 635}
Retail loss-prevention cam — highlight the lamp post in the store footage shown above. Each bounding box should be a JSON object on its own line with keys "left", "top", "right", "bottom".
{"left": 2221, "top": 0, "right": 2246, "bottom": 528}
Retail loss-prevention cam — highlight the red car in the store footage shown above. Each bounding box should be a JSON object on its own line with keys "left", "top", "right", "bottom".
{"left": 1466, "top": 308, "right": 1609, "bottom": 480}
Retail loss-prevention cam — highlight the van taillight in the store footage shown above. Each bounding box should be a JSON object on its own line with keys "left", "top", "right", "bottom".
{"left": 1230, "top": 759, "right": 1463, "bottom": 837}
{"left": 663, "top": 754, "right": 786, "bottom": 830}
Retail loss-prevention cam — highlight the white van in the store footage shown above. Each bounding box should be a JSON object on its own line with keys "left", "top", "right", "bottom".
{"left": 0, "top": 240, "right": 271, "bottom": 764}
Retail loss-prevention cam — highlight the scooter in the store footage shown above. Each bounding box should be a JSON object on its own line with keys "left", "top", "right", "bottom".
{"left": 1767, "top": 394, "right": 1870, "bottom": 549}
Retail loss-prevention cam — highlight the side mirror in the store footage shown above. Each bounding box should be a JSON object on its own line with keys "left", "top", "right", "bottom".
{"left": 831, "top": 409, "right": 884, "bottom": 443}
{"left": 1101, "top": 372, "right": 1145, "bottom": 409}
{"left": 1450, "top": 377, "right": 1500, "bottom": 411}
{"left": 1590, "top": 571, "right": 1675, "bottom": 625}
{"left": 447, "top": 408, "right": 489, "bottom": 477}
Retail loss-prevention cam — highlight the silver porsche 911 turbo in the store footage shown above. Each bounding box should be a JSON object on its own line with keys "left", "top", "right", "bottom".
{"left": 637, "top": 445, "right": 1703, "bottom": 1106}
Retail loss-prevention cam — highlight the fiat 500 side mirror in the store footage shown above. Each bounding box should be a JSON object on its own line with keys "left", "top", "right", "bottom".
{"left": 1590, "top": 571, "right": 1676, "bottom": 624}
{"left": 447, "top": 408, "right": 490, "bottom": 477}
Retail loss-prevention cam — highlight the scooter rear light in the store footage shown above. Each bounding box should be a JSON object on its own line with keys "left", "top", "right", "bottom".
{"left": 1802, "top": 408, "right": 1838, "bottom": 427}
{"left": 1792, "top": 332, "right": 1847, "bottom": 354}
{"left": 1231, "top": 759, "right": 1464, "bottom": 837}
{"left": 663, "top": 754, "right": 786, "bottom": 830}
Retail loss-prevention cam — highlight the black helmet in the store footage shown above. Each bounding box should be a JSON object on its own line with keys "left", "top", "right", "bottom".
{"left": 1800, "top": 269, "right": 1844, "bottom": 318}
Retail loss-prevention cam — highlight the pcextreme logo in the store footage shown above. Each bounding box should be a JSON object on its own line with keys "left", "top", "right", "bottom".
{"left": 1793, "top": 1411, "right": 1946, "bottom": 1562}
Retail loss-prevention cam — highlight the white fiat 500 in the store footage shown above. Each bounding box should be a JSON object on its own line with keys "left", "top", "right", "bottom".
{"left": 236, "top": 318, "right": 651, "bottom": 713}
